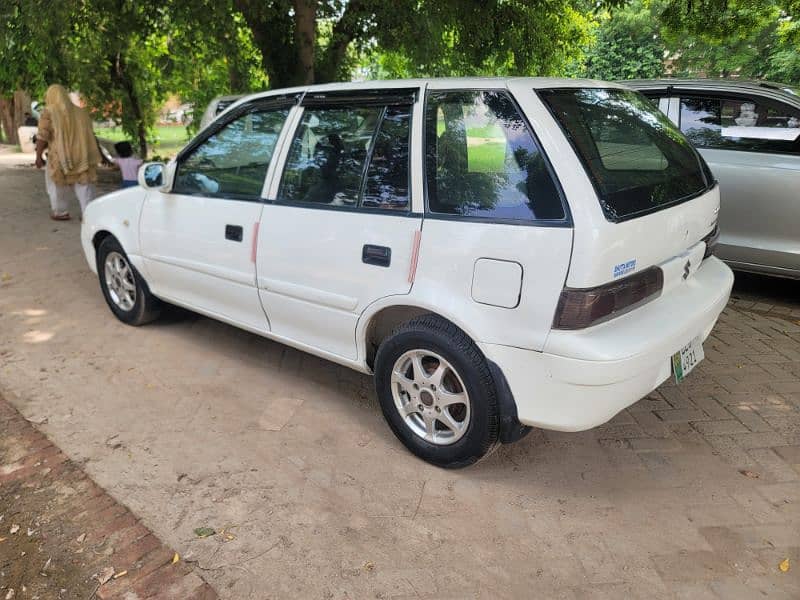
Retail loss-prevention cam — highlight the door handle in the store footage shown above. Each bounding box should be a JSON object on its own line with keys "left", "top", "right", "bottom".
{"left": 362, "top": 244, "right": 391, "bottom": 267}
{"left": 225, "top": 224, "right": 243, "bottom": 242}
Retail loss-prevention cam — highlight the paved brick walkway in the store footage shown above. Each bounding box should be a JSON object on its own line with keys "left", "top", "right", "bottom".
{"left": 614, "top": 299, "right": 800, "bottom": 470}
{"left": 0, "top": 396, "right": 217, "bottom": 600}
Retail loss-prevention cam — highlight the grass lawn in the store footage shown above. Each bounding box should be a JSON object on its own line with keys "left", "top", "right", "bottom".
{"left": 94, "top": 124, "right": 192, "bottom": 159}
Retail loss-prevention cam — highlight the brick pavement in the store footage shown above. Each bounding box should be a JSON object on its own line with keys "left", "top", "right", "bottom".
{"left": 0, "top": 396, "right": 217, "bottom": 600}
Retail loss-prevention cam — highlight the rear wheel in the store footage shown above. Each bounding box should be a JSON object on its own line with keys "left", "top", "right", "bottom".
{"left": 97, "top": 236, "right": 161, "bottom": 326}
{"left": 374, "top": 315, "right": 499, "bottom": 468}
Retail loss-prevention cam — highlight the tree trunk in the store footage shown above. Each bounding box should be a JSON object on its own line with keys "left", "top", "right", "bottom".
{"left": 113, "top": 53, "right": 148, "bottom": 158}
{"left": 0, "top": 97, "right": 16, "bottom": 145}
{"left": 316, "top": 0, "right": 363, "bottom": 83}
{"left": 293, "top": 0, "right": 316, "bottom": 85}
{"left": 13, "top": 90, "right": 31, "bottom": 134}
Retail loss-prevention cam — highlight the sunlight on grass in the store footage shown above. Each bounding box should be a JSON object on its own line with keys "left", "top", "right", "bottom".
{"left": 94, "top": 124, "right": 192, "bottom": 159}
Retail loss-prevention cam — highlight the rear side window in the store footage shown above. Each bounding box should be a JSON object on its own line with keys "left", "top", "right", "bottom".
{"left": 540, "top": 88, "right": 712, "bottom": 222}
{"left": 425, "top": 90, "right": 565, "bottom": 222}
{"left": 278, "top": 104, "right": 411, "bottom": 210}
{"left": 680, "top": 95, "right": 800, "bottom": 154}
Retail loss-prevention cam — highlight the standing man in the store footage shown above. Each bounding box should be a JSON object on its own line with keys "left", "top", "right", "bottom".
{"left": 35, "top": 84, "right": 100, "bottom": 221}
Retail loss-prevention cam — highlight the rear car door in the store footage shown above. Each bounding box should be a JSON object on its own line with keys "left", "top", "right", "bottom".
{"left": 256, "top": 89, "right": 422, "bottom": 360}
{"left": 410, "top": 82, "right": 574, "bottom": 352}
{"left": 139, "top": 97, "right": 295, "bottom": 331}
{"left": 676, "top": 92, "right": 800, "bottom": 274}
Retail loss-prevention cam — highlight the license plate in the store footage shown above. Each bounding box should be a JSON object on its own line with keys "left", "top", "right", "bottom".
{"left": 672, "top": 336, "right": 704, "bottom": 384}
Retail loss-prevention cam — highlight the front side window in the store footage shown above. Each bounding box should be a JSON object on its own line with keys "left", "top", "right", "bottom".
{"left": 278, "top": 104, "right": 411, "bottom": 210}
{"left": 540, "top": 88, "right": 712, "bottom": 222}
{"left": 680, "top": 95, "right": 800, "bottom": 154}
{"left": 425, "top": 90, "right": 565, "bottom": 221}
{"left": 174, "top": 108, "right": 289, "bottom": 198}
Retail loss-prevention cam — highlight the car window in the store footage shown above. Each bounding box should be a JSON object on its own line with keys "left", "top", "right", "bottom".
{"left": 680, "top": 95, "right": 800, "bottom": 154}
{"left": 425, "top": 90, "right": 565, "bottom": 221}
{"left": 174, "top": 108, "right": 289, "bottom": 198}
{"left": 279, "top": 106, "right": 380, "bottom": 207}
{"left": 540, "top": 88, "right": 711, "bottom": 222}
{"left": 361, "top": 106, "right": 411, "bottom": 210}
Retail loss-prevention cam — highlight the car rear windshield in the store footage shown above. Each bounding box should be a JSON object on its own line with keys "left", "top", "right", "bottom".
{"left": 539, "top": 88, "right": 713, "bottom": 222}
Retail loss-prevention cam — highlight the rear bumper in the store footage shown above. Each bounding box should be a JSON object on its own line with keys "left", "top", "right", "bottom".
{"left": 480, "top": 256, "right": 734, "bottom": 431}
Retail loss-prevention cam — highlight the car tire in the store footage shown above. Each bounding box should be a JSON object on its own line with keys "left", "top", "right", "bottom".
{"left": 96, "top": 236, "right": 161, "bottom": 326}
{"left": 374, "top": 314, "right": 499, "bottom": 468}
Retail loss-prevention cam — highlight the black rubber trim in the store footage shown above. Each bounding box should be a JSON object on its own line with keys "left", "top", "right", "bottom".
{"left": 262, "top": 198, "right": 421, "bottom": 218}
{"left": 301, "top": 88, "right": 418, "bottom": 107}
{"left": 487, "top": 360, "right": 532, "bottom": 444}
{"left": 424, "top": 213, "right": 572, "bottom": 228}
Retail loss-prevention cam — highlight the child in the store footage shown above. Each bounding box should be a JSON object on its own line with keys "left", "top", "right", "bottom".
{"left": 112, "top": 141, "right": 143, "bottom": 188}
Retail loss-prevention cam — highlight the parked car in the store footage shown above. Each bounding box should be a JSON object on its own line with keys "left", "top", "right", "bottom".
{"left": 198, "top": 94, "right": 244, "bottom": 130}
{"left": 81, "top": 78, "right": 733, "bottom": 467}
{"left": 624, "top": 79, "right": 800, "bottom": 279}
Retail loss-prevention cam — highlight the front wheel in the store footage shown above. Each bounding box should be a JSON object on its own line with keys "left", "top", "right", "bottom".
{"left": 96, "top": 236, "right": 161, "bottom": 326}
{"left": 374, "top": 315, "right": 499, "bottom": 468}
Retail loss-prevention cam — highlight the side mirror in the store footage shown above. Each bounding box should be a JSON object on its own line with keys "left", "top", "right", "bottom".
{"left": 138, "top": 162, "right": 165, "bottom": 189}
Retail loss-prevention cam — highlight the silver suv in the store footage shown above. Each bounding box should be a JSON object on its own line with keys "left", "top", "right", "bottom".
{"left": 625, "top": 79, "right": 800, "bottom": 279}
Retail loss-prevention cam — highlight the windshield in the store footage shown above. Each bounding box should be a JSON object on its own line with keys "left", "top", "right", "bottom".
{"left": 539, "top": 88, "right": 713, "bottom": 222}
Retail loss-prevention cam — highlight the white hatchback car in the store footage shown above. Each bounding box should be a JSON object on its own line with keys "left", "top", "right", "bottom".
{"left": 81, "top": 78, "right": 733, "bottom": 467}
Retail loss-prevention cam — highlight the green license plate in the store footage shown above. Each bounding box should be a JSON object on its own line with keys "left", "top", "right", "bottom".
{"left": 672, "top": 336, "right": 704, "bottom": 384}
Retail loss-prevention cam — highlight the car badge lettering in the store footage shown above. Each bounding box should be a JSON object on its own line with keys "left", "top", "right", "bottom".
{"left": 613, "top": 260, "right": 636, "bottom": 279}
{"left": 683, "top": 260, "right": 691, "bottom": 280}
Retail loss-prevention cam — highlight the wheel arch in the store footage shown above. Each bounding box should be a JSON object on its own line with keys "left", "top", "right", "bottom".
{"left": 357, "top": 299, "right": 482, "bottom": 372}
{"left": 92, "top": 229, "right": 115, "bottom": 251}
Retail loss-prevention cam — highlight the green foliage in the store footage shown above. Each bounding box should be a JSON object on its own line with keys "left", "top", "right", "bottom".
{"left": 59, "top": 0, "right": 173, "bottom": 157}
{"left": 580, "top": 0, "right": 666, "bottom": 80}
{"left": 0, "top": 1, "right": 70, "bottom": 96}
{"left": 660, "top": 0, "right": 800, "bottom": 84}
{"left": 362, "top": 1, "right": 598, "bottom": 79}
{"left": 574, "top": 0, "right": 800, "bottom": 86}
{"left": 164, "top": 1, "right": 267, "bottom": 133}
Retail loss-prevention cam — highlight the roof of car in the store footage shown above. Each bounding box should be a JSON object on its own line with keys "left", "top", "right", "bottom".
{"left": 621, "top": 78, "right": 800, "bottom": 104}
{"left": 236, "top": 76, "right": 626, "bottom": 103}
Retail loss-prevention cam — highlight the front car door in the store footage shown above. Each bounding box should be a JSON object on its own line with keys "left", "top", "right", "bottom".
{"left": 256, "top": 88, "right": 423, "bottom": 360}
{"left": 675, "top": 91, "right": 800, "bottom": 276}
{"left": 139, "top": 97, "right": 296, "bottom": 332}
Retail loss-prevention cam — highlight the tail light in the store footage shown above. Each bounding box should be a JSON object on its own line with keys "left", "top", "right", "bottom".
{"left": 553, "top": 266, "right": 664, "bottom": 330}
{"left": 702, "top": 225, "right": 719, "bottom": 259}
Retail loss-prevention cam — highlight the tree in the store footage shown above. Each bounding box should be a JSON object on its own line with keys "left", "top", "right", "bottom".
{"left": 234, "top": 1, "right": 618, "bottom": 87}
{"left": 164, "top": 1, "right": 267, "bottom": 134}
{"left": 0, "top": 1, "right": 69, "bottom": 144}
{"left": 580, "top": 0, "right": 666, "bottom": 80}
{"left": 659, "top": 0, "right": 800, "bottom": 84}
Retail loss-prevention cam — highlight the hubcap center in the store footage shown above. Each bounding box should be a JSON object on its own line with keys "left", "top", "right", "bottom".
{"left": 420, "top": 390, "right": 435, "bottom": 406}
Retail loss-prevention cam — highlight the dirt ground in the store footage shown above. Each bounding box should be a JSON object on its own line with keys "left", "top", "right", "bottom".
{"left": 1, "top": 151, "right": 799, "bottom": 599}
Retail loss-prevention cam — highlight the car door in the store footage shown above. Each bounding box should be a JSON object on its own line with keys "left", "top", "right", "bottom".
{"left": 139, "top": 97, "right": 296, "bottom": 332}
{"left": 676, "top": 92, "right": 800, "bottom": 275}
{"left": 256, "top": 89, "right": 423, "bottom": 360}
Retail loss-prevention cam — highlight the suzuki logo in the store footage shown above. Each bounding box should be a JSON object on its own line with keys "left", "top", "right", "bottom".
{"left": 683, "top": 260, "right": 691, "bottom": 280}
